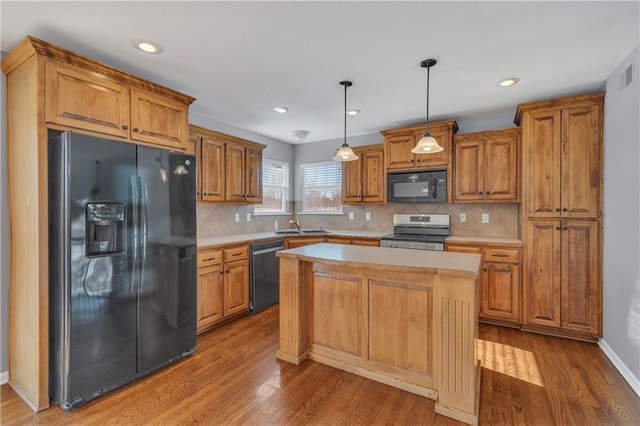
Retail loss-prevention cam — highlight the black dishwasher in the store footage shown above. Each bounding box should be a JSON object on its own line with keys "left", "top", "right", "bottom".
{"left": 249, "top": 239, "right": 284, "bottom": 314}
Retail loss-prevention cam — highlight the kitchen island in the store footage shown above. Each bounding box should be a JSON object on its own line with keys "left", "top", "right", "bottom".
{"left": 276, "top": 243, "right": 482, "bottom": 425}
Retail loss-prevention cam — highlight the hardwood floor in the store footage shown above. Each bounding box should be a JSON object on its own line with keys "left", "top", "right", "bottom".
{"left": 2, "top": 305, "right": 639, "bottom": 425}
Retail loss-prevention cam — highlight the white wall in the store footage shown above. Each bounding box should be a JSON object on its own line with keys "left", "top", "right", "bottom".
{"left": 601, "top": 43, "right": 640, "bottom": 395}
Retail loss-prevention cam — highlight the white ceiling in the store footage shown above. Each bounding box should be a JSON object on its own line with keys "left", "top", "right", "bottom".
{"left": 1, "top": 1, "right": 638, "bottom": 144}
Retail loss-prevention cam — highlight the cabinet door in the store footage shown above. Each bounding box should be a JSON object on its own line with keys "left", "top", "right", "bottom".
{"left": 362, "top": 149, "right": 385, "bottom": 202}
{"left": 342, "top": 155, "right": 362, "bottom": 203}
{"left": 201, "top": 137, "right": 224, "bottom": 202}
{"left": 130, "top": 90, "right": 188, "bottom": 150}
{"left": 385, "top": 135, "right": 416, "bottom": 170}
{"left": 481, "top": 262, "right": 520, "bottom": 322}
{"left": 197, "top": 265, "right": 224, "bottom": 332}
{"left": 484, "top": 134, "right": 518, "bottom": 201}
{"left": 414, "top": 127, "right": 450, "bottom": 168}
{"left": 244, "top": 146, "right": 263, "bottom": 203}
{"left": 524, "top": 220, "right": 561, "bottom": 327}
{"left": 454, "top": 138, "right": 483, "bottom": 201}
{"left": 524, "top": 109, "right": 562, "bottom": 217}
{"left": 188, "top": 134, "right": 202, "bottom": 199}
{"left": 285, "top": 237, "right": 325, "bottom": 249}
{"left": 45, "top": 60, "right": 129, "bottom": 138}
{"left": 224, "top": 259, "right": 249, "bottom": 317}
{"left": 561, "top": 106, "right": 601, "bottom": 219}
{"left": 225, "top": 142, "right": 246, "bottom": 202}
{"left": 561, "top": 221, "right": 600, "bottom": 335}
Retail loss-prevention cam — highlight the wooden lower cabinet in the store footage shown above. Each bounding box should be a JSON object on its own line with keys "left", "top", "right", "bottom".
{"left": 197, "top": 245, "right": 249, "bottom": 333}
{"left": 286, "top": 235, "right": 381, "bottom": 249}
{"left": 447, "top": 243, "right": 521, "bottom": 326}
{"left": 523, "top": 220, "right": 600, "bottom": 339}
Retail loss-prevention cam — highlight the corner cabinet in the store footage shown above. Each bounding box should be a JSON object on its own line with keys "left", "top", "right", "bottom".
{"left": 447, "top": 241, "right": 522, "bottom": 326}
{"left": 381, "top": 120, "right": 458, "bottom": 171}
{"left": 196, "top": 245, "right": 249, "bottom": 334}
{"left": 453, "top": 128, "right": 520, "bottom": 203}
{"left": 189, "top": 124, "right": 265, "bottom": 204}
{"left": 516, "top": 92, "right": 603, "bottom": 341}
{"left": 342, "top": 144, "right": 385, "bottom": 204}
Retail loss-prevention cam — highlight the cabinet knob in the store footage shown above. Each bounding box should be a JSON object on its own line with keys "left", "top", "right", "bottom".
{"left": 133, "top": 128, "right": 139, "bottom": 133}
{"left": 219, "top": 271, "right": 224, "bottom": 275}
{"left": 122, "top": 125, "right": 128, "bottom": 130}
{"left": 562, "top": 208, "right": 568, "bottom": 212}
{"left": 555, "top": 208, "right": 561, "bottom": 212}
{"left": 563, "top": 226, "right": 568, "bottom": 230}
{"left": 479, "top": 191, "right": 483, "bottom": 195}
{"left": 555, "top": 226, "right": 561, "bottom": 230}
{"left": 483, "top": 268, "right": 488, "bottom": 272}
{"left": 225, "top": 270, "right": 230, "bottom": 273}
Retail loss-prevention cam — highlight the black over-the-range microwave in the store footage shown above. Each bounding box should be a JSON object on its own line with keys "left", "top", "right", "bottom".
{"left": 387, "top": 168, "right": 447, "bottom": 203}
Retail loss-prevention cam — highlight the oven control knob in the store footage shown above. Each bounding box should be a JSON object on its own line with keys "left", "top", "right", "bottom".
{"left": 392, "top": 242, "right": 398, "bottom": 248}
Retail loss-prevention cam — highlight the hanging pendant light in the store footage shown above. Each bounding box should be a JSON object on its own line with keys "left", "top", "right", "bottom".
{"left": 332, "top": 80, "right": 359, "bottom": 162}
{"left": 412, "top": 59, "right": 444, "bottom": 154}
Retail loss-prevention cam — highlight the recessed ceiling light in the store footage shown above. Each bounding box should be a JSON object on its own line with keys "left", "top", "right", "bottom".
{"left": 347, "top": 109, "right": 361, "bottom": 116}
{"left": 133, "top": 40, "right": 163, "bottom": 54}
{"left": 273, "top": 106, "right": 288, "bottom": 114}
{"left": 498, "top": 77, "right": 520, "bottom": 87}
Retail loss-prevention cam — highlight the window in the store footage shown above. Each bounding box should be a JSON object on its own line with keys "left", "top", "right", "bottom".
{"left": 254, "top": 159, "right": 289, "bottom": 214}
{"left": 299, "top": 161, "right": 343, "bottom": 214}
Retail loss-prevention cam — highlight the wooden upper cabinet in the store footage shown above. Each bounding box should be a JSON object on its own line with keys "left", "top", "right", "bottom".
{"left": 225, "top": 142, "right": 246, "bottom": 202}
{"left": 45, "top": 58, "right": 192, "bottom": 151}
{"left": 381, "top": 121, "right": 458, "bottom": 172}
{"left": 453, "top": 128, "right": 520, "bottom": 203}
{"left": 517, "top": 93, "right": 603, "bottom": 219}
{"left": 189, "top": 124, "right": 265, "bottom": 204}
{"left": 46, "top": 60, "right": 130, "bottom": 138}
{"left": 201, "top": 137, "right": 225, "bottom": 202}
{"left": 342, "top": 144, "right": 385, "bottom": 204}
{"left": 244, "top": 146, "right": 263, "bottom": 203}
{"left": 130, "top": 90, "right": 188, "bottom": 150}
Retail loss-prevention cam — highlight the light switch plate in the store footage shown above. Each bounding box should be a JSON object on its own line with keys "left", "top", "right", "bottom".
{"left": 365, "top": 212, "right": 371, "bottom": 221}
{"left": 246, "top": 213, "right": 251, "bottom": 222}
{"left": 234, "top": 213, "right": 240, "bottom": 222}
{"left": 459, "top": 213, "right": 466, "bottom": 222}
{"left": 349, "top": 212, "right": 354, "bottom": 220}
{"left": 482, "top": 213, "right": 489, "bottom": 223}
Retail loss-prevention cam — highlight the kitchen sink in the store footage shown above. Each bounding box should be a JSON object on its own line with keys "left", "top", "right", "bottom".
{"left": 273, "top": 228, "right": 330, "bottom": 235}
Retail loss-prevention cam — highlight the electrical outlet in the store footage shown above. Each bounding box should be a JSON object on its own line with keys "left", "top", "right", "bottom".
{"left": 459, "top": 213, "right": 467, "bottom": 223}
{"left": 365, "top": 212, "right": 371, "bottom": 221}
{"left": 482, "top": 213, "right": 489, "bottom": 224}
{"left": 246, "top": 213, "right": 251, "bottom": 222}
{"left": 349, "top": 212, "right": 354, "bottom": 220}
{"left": 234, "top": 213, "right": 240, "bottom": 223}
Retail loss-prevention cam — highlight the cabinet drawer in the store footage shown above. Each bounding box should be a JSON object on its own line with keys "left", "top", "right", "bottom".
{"left": 447, "top": 245, "right": 482, "bottom": 254}
{"left": 197, "top": 249, "right": 223, "bottom": 268}
{"left": 483, "top": 248, "right": 519, "bottom": 263}
{"left": 224, "top": 245, "right": 248, "bottom": 261}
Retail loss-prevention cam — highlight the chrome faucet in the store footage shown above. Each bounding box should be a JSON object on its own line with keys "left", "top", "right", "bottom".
{"left": 289, "top": 218, "right": 301, "bottom": 232}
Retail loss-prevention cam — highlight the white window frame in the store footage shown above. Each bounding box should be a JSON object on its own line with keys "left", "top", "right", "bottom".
{"left": 298, "top": 161, "right": 343, "bottom": 215}
{"left": 253, "top": 158, "right": 290, "bottom": 215}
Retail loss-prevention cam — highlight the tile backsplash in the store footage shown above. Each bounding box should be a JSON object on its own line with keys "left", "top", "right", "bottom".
{"left": 197, "top": 201, "right": 519, "bottom": 239}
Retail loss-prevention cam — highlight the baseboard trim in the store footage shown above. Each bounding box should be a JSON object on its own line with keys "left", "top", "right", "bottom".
{"left": 598, "top": 338, "right": 640, "bottom": 398}
{"left": 0, "top": 371, "right": 8, "bottom": 385}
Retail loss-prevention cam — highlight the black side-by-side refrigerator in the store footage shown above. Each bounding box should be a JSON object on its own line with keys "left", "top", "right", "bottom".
{"left": 48, "top": 130, "right": 197, "bottom": 409}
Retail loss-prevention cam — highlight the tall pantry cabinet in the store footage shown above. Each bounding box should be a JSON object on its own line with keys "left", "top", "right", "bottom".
{"left": 515, "top": 92, "right": 604, "bottom": 341}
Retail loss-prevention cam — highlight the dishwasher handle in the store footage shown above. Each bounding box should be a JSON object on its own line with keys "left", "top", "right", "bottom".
{"left": 252, "top": 245, "right": 284, "bottom": 256}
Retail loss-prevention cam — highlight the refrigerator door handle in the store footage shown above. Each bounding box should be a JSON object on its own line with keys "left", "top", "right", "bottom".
{"left": 140, "top": 178, "right": 149, "bottom": 291}
{"left": 130, "top": 175, "right": 140, "bottom": 293}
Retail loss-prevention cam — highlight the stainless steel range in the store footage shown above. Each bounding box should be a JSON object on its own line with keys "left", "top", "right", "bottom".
{"left": 380, "top": 213, "right": 450, "bottom": 251}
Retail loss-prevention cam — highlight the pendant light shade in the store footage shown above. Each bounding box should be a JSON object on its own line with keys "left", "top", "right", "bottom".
{"left": 332, "top": 81, "right": 359, "bottom": 162}
{"left": 412, "top": 58, "right": 444, "bottom": 154}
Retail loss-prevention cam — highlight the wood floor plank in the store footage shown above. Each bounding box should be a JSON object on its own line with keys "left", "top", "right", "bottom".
{"left": 2, "top": 304, "right": 639, "bottom": 425}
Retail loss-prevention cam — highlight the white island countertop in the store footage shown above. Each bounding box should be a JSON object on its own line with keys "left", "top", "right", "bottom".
{"left": 278, "top": 242, "right": 481, "bottom": 278}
